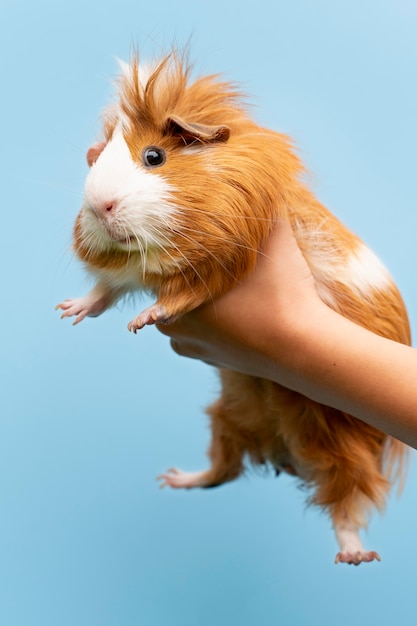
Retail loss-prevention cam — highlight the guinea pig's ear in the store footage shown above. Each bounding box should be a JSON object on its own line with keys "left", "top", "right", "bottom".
{"left": 86, "top": 142, "right": 107, "bottom": 167}
{"left": 165, "top": 115, "right": 230, "bottom": 145}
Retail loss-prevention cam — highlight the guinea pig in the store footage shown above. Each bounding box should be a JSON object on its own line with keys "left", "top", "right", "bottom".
{"left": 56, "top": 50, "right": 410, "bottom": 565}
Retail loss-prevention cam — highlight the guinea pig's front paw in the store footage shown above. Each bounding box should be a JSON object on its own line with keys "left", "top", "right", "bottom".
{"left": 55, "top": 295, "right": 106, "bottom": 325}
{"left": 127, "top": 304, "right": 178, "bottom": 333}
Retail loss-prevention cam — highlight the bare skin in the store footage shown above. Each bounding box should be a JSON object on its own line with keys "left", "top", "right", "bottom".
{"left": 157, "top": 220, "right": 417, "bottom": 450}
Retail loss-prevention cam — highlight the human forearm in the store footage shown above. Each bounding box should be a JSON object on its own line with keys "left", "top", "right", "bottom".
{"left": 266, "top": 302, "right": 417, "bottom": 448}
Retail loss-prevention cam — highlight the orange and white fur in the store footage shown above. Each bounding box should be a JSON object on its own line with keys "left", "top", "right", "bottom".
{"left": 57, "top": 52, "right": 410, "bottom": 565}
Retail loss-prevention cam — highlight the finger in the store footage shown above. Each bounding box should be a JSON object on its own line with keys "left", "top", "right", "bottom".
{"left": 170, "top": 338, "right": 194, "bottom": 357}
{"left": 155, "top": 320, "right": 181, "bottom": 337}
{"left": 169, "top": 339, "right": 218, "bottom": 369}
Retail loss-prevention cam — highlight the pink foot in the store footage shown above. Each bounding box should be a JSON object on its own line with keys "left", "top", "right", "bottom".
{"left": 128, "top": 304, "right": 177, "bottom": 333}
{"left": 334, "top": 521, "right": 380, "bottom": 566}
{"left": 335, "top": 550, "right": 381, "bottom": 566}
{"left": 157, "top": 468, "right": 211, "bottom": 489}
{"left": 55, "top": 295, "right": 108, "bottom": 325}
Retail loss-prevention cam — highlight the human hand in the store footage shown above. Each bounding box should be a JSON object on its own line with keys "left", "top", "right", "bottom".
{"left": 157, "top": 219, "right": 321, "bottom": 382}
{"left": 158, "top": 219, "right": 417, "bottom": 449}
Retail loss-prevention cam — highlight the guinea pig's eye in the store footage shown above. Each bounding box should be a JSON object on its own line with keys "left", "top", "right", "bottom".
{"left": 142, "top": 146, "right": 166, "bottom": 168}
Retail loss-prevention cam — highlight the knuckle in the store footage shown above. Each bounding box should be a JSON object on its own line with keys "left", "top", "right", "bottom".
{"left": 170, "top": 338, "right": 199, "bottom": 359}
{"left": 170, "top": 339, "right": 187, "bottom": 356}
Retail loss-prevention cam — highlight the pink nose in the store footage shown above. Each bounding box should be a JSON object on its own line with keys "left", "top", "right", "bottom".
{"left": 90, "top": 200, "right": 117, "bottom": 218}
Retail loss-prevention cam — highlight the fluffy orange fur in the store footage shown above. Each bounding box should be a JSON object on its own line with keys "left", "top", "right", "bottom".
{"left": 74, "top": 52, "right": 410, "bottom": 559}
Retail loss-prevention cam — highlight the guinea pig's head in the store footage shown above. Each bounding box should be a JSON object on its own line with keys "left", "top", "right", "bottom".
{"left": 74, "top": 53, "right": 301, "bottom": 283}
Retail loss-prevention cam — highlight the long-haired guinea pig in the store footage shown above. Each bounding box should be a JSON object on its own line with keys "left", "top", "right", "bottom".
{"left": 56, "top": 50, "right": 410, "bottom": 565}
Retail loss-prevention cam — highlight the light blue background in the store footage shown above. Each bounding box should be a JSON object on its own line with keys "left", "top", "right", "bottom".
{"left": 1, "top": 1, "right": 417, "bottom": 624}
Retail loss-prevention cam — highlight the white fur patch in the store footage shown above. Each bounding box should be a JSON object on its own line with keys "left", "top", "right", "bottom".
{"left": 346, "top": 243, "right": 392, "bottom": 295}
{"left": 297, "top": 224, "right": 393, "bottom": 307}
{"left": 80, "top": 129, "right": 180, "bottom": 274}
{"left": 334, "top": 523, "right": 364, "bottom": 554}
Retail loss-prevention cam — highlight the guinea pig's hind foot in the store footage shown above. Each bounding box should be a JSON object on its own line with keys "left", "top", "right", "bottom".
{"left": 157, "top": 468, "right": 214, "bottom": 489}
{"left": 128, "top": 304, "right": 177, "bottom": 333}
{"left": 334, "top": 521, "right": 380, "bottom": 566}
{"left": 335, "top": 550, "right": 381, "bottom": 566}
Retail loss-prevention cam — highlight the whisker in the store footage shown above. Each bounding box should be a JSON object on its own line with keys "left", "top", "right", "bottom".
{"left": 121, "top": 217, "right": 147, "bottom": 279}
{"left": 119, "top": 215, "right": 193, "bottom": 291}
{"left": 149, "top": 224, "right": 213, "bottom": 300}
{"left": 157, "top": 214, "right": 249, "bottom": 298}
{"left": 120, "top": 224, "right": 132, "bottom": 265}
{"left": 176, "top": 222, "right": 264, "bottom": 257}
{"left": 138, "top": 234, "right": 148, "bottom": 282}
{"left": 143, "top": 234, "right": 149, "bottom": 282}
{"left": 155, "top": 212, "right": 242, "bottom": 283}
{"left": 169, "top": 227, "right": 238, "bottom": 284}
{"left": 79, "top": 231, "right": 96, "bottom": 259}
{"left": 173, "top": 204, "right": 275, "bottom": 222}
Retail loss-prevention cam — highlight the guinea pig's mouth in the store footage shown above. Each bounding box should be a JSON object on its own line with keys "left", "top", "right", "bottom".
{"left": 113, "top": 234, "right": 136, "bottom": 244}
{"left": 111, "top": 233, "right": 151, "bottom": 251}
{"left": 101, "top": 223, "right": 136, "bottom": 245}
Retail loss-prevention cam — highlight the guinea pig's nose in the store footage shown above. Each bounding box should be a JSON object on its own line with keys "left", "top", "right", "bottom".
{"left": 92, "top": 200, "right": 118, "bottom": 218}
{"left": 104, "top": 202, "right": 115, "bottom": 214}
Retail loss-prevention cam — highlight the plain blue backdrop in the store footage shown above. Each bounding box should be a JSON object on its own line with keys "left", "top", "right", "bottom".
{"left": 1, "top": 1, "right": 417, "bottom": 625}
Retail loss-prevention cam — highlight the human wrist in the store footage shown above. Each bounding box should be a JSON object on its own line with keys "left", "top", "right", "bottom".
{"left": 260, "top": 296, "right": 333, "bottom": 389}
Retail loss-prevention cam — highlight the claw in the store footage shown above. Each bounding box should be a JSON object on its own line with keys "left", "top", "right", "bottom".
{"left": 157, "top": 468, "right": 210, "bottom": 489}
{"left": 55, "top": 289, "right": 111, "bottom": 324}
{"left": 335, "top": 550, "right": 381, "bottom": 565}
{"left": 128, "top": 304, "right": 176, "bottom": 333}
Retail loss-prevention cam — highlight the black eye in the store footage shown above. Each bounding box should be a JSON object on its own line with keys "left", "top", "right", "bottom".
{"left": 142, "top": 146, "right": 166, "bottom": 168}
